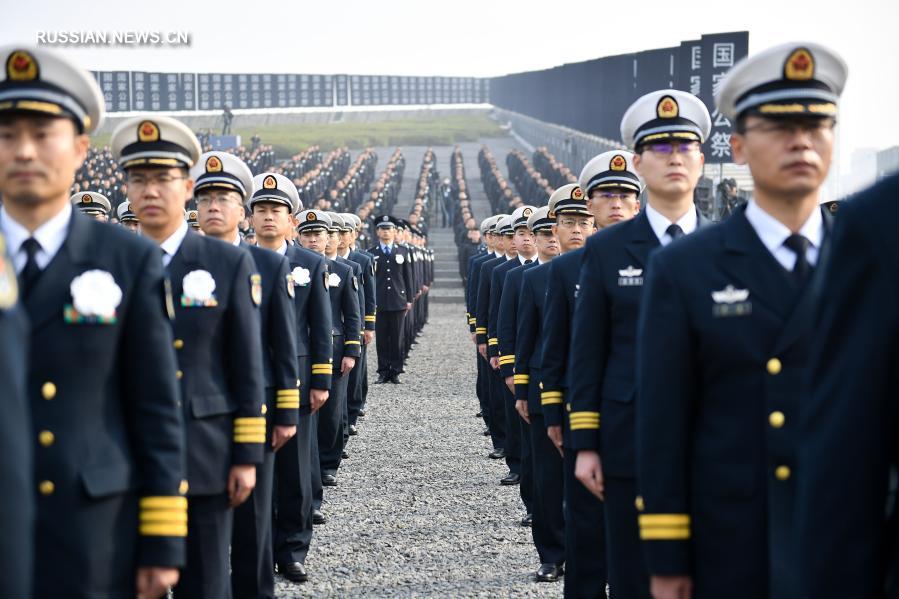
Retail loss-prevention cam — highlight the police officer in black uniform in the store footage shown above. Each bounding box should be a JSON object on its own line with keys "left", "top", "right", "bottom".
{"left": 636, "top": 43, "right": 846, "bottom": 599}
{"left": 249, "top": 172, "right": 332, "bottom": 583}
{"left": 112, "top": 114, "right": 266, "bottom": 599}
{"left": 0, "top": 45, "right": 186, "bottom": 599}
{"left": 369, "top": 215, "right": 414, "bottom": 384}
{"left": 192, "top": 151, "right": 300, "bottom": 599}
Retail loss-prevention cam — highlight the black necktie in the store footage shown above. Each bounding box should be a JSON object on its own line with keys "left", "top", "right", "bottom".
{"left": 666, "top": 224, "right": 684, "bottom": 241}
{"left": 384, "top": 245, "right": 390, "bottom": 256}
{"left": 783, "top": 234, "right": 812, "bottom": 284}
{"left": 524, "top": 259, "right": 533, "bottom": 264}
{"left": 19, "top": 237, "right": 42, "bottom": 298}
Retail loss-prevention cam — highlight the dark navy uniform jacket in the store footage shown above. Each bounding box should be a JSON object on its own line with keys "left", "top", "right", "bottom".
{"left": 168, "top": 231, "right": 265, "bottom": 496}
{"left": 466, "top": 251, "right": 492, "bottom": 333}
{"left": 489, "top": 256, "right": 530, "bottom": 360}
{"left": 11, "top": 211, "right": 186, "bottom": 592}
{"left": 347, "top": 249, "right": 377, "bottom": 331}
{"left": 514, "top": 261, "right": 551, "bottom": 413}
{"left": 635, "top": 205, "right": 831, "bottom": 598}
{"left": 798, "top": 174, "right": 899, "bottom": 599}
{"left": 538, "top": 248, "right": 585, "bottom": 433}
{"left": 327, "top": 259, "right": 362, "bottom": 366}
{"left": 244, "top": 243, "right": 299, "bottom": 434}
{"left": 0, "top": 237, "right": 31, "bottom": 599}
{"left": 338, "top": 255, "right": 365, "bottom": 334}
{"left": 568, "top": 209, "right": 707, "bottom": 478}
{"left": 475, "top": 255, "right": 508, "bottom": 346}
{"left": 284, "top": 245, "right": 332, "bottom": 397}
{"left": 498, "top": 260, "right": 537, "bottom": 377}
{"left": 369, "top": 243, "right": 413, "bottom": 311}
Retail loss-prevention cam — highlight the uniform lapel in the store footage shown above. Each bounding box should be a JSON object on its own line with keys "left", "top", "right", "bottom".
{"left": 167, "top": 230, "right": 201, "bottom": 298}
{"left": 771, "top": 207, "right": 834, "bottom": 356}
{"left": 624, "top": 210, "right": 660, "bottom": 268}
{"left": 718, "top": 205, "right": 797, "bottom": 319}
{"left": 23, "top": 210, "right": 93, "bottom": 331}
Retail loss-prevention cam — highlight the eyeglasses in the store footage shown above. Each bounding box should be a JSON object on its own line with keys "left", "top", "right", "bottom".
{"left": 594, "top": 192, "right": 637, "bottom": 201}
{"left": 556, "top": 217, "right": 594, "bottom": 229}
{"left": 644, "top": 141, "right": 701, "bottom": 155}
{"left": 741, "top": 118, "right": 836, "bottom": 137}
{"left": 127, "top": 174, "right": 186, "bottom": 188}
{"left": 196, "top": 195, "right": 241, "bottom": 207}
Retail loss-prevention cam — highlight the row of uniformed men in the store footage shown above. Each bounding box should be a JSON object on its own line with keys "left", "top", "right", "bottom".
{"left": 465, "top": 41, "right": 867, "bottom": 599}
{"left": 0, "top": 44, "right": 433, "bottom": 599}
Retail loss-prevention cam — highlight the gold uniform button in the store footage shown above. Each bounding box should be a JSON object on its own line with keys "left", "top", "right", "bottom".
{"left": 566, "top": 404, "right": 572, "bottom": 413}
{"left": 176, "top": 370, "right": 183, "bottom": 380}
{"left": 173, "top": 339, "right": 184, "bottom": 350}
{"left": 261, "top": 404, "right": 268, "bottom": 415}
{"left": 42, "top": 382, "right": 57, "bottom": 400}
{"left": 38, "top": 430, "right": 55, "bottom": 447}
{"left": 179, "top": 479, "right": 189, "bottom": 495}
{"left": 769, "top": 411, "right": 785, "bottom": 429}
{"left": 775, "top": 465, "right": 791, "bottom": 481}
{"left": 39, "top": 480, "right": 55, "bottom": 495}
{"left": 634, "top": 495, "right": 645, "bottom": 512}
{"left": 767, "top": 358, "right": 782, "bottom": 375}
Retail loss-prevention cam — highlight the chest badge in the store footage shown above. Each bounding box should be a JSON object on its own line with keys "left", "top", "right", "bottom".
{"left": 617, "top": 266, "right": 643, "bottom": 287}
{"left": 711, "top": 285, "right": 752, "bottom": 317}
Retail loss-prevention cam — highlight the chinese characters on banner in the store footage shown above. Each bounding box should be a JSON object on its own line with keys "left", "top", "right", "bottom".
{"left": 696, "top": 32, "right": 749, "bottom": 164}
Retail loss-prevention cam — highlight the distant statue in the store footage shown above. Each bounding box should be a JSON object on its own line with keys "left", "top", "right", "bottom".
{"left": 221, "top": 105, "right": 233, "bottom": 135}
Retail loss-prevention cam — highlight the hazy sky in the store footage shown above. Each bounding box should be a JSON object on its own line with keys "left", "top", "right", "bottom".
{"left": 4, "top": 0, "right": 897, "bottom": 169}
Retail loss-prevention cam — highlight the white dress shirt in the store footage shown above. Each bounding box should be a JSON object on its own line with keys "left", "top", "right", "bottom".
{"left": 276, "top": 241, "right": 288, "bottom": 256}
{"left": 744, "top": 199, "right": 823, "bottom": 271}
{"left": 645, "top": 202, "right": 698, "bottom": 246}
{"left": 160, "top": 221, "right": 189, "bottom": 268}
{"left": 0, "top": 203, "right": 72, "bottom": 273}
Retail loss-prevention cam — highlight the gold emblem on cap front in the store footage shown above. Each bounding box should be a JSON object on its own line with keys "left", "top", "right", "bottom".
{"left": 206, "top": 156, "right": 223, "bottom": 173}
{"left": 7, "top": 50, "right": 38, "bottom": 81}
{"left": 307, "top": 212, "right": 317, "bottom": 221}
{"left": 610, "top": 155, "right": 627, "bottom": 171}
{"left": 263, "top": 175, "right": 277, "bottom": 189}
{"left": 523, "top": 207, "right": 533, "bottom": 217}
{"left": 572, "top": 187, "right": 584, "bottom": 199}
{"left": 657, "top": 96, "right": 679, "bottom": 119}
{"left": 784, "top": 48, "right": 814, "bottom": 81}
{"left": 82, "top": 194, "right": 92, "bottom": 203}
{"left": 138, "top": 121, "right": 160, "bottom": 142}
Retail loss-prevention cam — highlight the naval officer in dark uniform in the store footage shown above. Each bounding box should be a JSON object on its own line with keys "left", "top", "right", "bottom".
{"left": 192, "top": 151, "right": 300, "bottom": 599}
{"left": 636, "top": 43, "right": 846, "bottom": 599}
{"left": 570, "top": 89, "right": 712, "bottom": 599}
{"left": 250, "top": 172, "right": 332, "bottom": 583}
{"left": 112, "top": 114, "right": 266, "bottom": 599}
{"left": 0, "top": 45, "right": 186, "bottom": 599}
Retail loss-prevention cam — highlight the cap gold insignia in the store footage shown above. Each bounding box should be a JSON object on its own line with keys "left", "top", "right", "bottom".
{"left": 657, "top": 96, "right": 679, "bottom": 119}
{"left": 7, "top": 50, "right": 38, "bottom": 82}
{"left": 82, "top": 194, "right": 93, "bottom": 203}
{"left": 205, "top": 156, "right": 222, "bottom": 173}
{"left": 572, "top": 187, "right": 584, "bottom": 199}
{"left": 138, "top": 120, "right": 160, "bottom": 142}
{"left": 785, "top": 48, "right": 814, "bottom": 81}
{"left": 306, "top": 212, "right": 317, "bottom": 221}
{"left": 188, "top": 210, "right": 197, "bottom": 220}
{"left": 610, "top": 155, "right": 627, "bottom": 172}
{"left": 828, "top": 202, "right": 838, "bottom": 214}
{"left": 263, "top": 175, "right": 277, "bottom": 189}
{"left": 522, "top": 207, "right": 533, "bottom": 217}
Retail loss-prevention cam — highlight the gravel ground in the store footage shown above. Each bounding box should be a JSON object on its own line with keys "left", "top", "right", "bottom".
{"left": 275, "top": 300, "right": 563, "bottom": 598}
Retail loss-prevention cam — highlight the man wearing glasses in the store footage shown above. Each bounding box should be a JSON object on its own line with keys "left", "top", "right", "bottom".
{"left": 569, "top": 89, "right": 712, "bottom": 599}
{"left": 635, "top": 44, "right": 845, "bottom": 599}
{"left": 112, "top": 116, "right": 266, "bottom": 599}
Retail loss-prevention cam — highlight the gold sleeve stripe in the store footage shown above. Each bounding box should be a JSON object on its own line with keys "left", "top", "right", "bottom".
{"left": 140, "top": 509, "right": 188, "bottom": 524}
{"left": 468, "top": 317, "right": 477, "bottom": 325}
{"left": 638, "top": 514, "right": 690, "bottom": 526}
{"left": 513, "top": 375, "right": 530, "bottom": 384}
{"left": 234, "top": 417, "right": 266, "bottom": 427}
{"left": 569, "top": 412, "right": 601, "bottom": 430}
{"left": 541, "top": 396, "right": 564, "bottom": 405}
{"left": 276, "top": 389, "right": 300, "bottom": 397}
{"left": 487, "top": 338, "right": 499, "bottom": 346}
{"left": 276, "top": 400, "right": 301, "bottom": 409}
{"left": 311, "top": 363, "right": 331, "bottom": 369}
{"left": 475, "top": 327, "right": 487, "bottom": 333}
{"left": 541, "top": 391, "right": 563, "bottom": 399}
{"left": 365, "top": 315, "right": 377, "bottom": 322}
{"left": 345, "top": 340, "right": 362, "bottom": 345}
{"left": 140, "top": 523, "right": 188, "bottom": 537}
{"left": 235, "top": 435, "right": 267, "bottom": 443}
{"left": 311, "top": 368, "right": 333, "bottom": 374}
{"left": 140, "top": 496, "right": 188, "bottom": 510}
{"left": 498, "top": 357, "right": 516, "bottom": 364}
{"left": 640, "top": 527, "right": 691, "bottom": 540}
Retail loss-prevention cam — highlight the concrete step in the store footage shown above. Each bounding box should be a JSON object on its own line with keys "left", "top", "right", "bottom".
{"left": 429, "top": 295, "right": 466, "bottom": 304}
{"left": 434, "top": 279, "right": 463, "bottom": 288}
